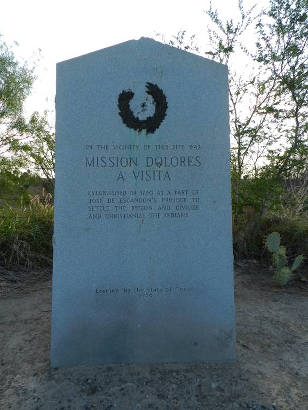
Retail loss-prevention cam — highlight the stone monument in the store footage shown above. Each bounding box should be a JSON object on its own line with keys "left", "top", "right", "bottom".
{"left": 51, "top": 38, "right": 235, "bottom": 367}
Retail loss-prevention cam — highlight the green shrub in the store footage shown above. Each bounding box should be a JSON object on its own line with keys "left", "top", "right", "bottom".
{"left": 0, "top": 192, "right": 53, "bottom": 269}
{"left": 233, "top": 211, "right": 308, "bottom": 265}
{"left": 260, "top": 215, "right": 308, "bottom": 262}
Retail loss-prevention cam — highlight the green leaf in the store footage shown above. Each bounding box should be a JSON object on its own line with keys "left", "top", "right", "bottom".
{"left": 273, "top": 251, "right": 287, "bottom": 270}
{"left": 275, "top": 267, "right": 292, "bottom": 286}
{"left": 266, "top": 232, "right": 281, "bottom": 253}
{"left": 291, "top": 255, "right": 304, "bottom": 272}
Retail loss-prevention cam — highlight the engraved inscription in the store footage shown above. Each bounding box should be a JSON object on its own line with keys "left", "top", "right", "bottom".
{"left": 84, "top": 141, "right": 202, "bottom": 221}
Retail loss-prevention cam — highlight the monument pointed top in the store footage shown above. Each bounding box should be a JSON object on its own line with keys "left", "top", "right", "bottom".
{"left": 57, "top": 36, "right": 225, "bottom": 69}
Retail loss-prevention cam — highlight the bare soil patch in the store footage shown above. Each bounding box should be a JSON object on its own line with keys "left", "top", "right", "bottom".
{"left": 0, "top": 263, "right": 307, "bottom": 410}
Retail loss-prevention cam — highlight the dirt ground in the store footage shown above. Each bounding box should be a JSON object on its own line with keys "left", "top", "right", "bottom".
{"left": 0, "top": 262, "right": 307, "bottom": 410}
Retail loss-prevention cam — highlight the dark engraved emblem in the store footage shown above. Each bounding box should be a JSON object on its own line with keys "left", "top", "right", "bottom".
{"left": 118, "top": 82, "right": 168, "bottom": 134}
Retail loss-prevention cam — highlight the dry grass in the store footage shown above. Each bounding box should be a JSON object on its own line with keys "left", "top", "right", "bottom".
{"left": 0, "top": 190, "right": 53, "bottom": 269}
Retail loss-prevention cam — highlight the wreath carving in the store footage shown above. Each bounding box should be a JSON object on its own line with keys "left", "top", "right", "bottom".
{"left": 118, "top": 82, "right": 168, "bottom": 134}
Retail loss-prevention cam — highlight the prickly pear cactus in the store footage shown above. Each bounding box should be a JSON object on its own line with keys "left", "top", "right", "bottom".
{"left": 265, "top": 232, "right": 304, "bottom": 286}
